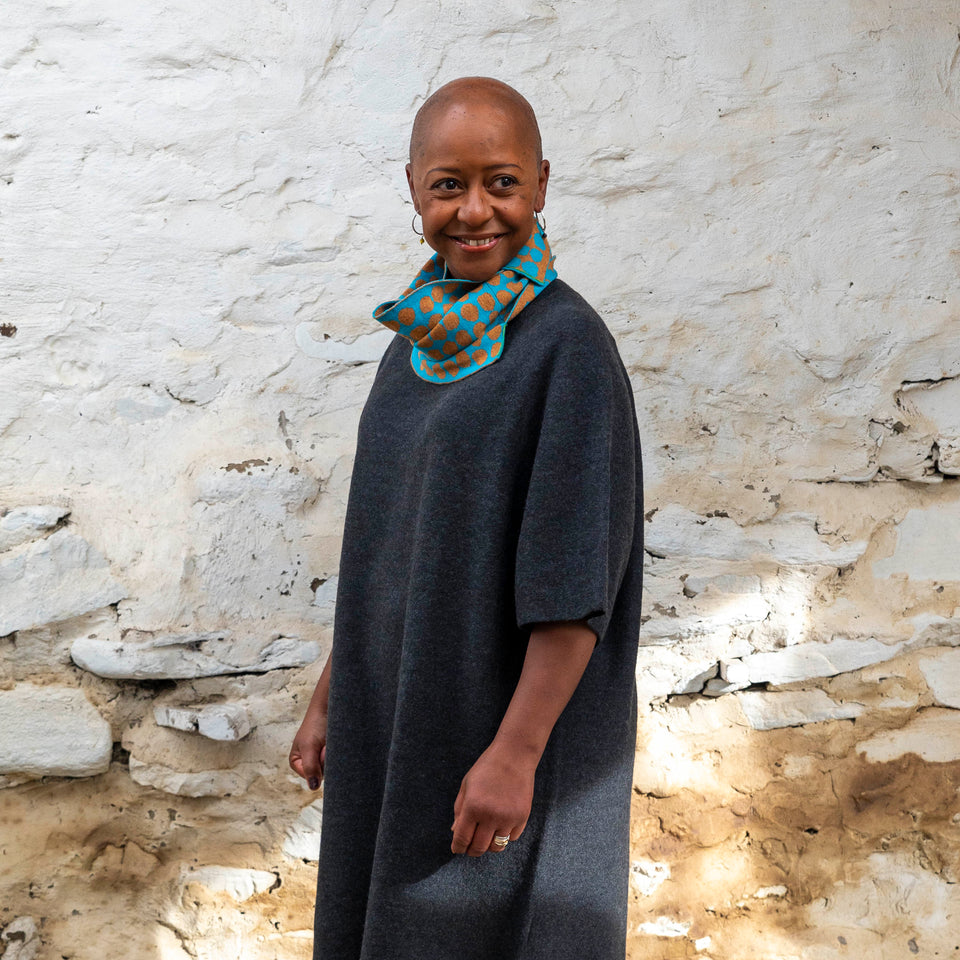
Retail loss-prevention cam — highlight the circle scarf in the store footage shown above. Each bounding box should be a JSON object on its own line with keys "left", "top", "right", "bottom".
{"left": 372, "top": 223, "right": 557, "bottom": 383}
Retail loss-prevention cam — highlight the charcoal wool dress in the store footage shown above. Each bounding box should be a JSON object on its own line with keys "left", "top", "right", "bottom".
{"left": 313, "top": 278, "right": 644, "bottom": 960}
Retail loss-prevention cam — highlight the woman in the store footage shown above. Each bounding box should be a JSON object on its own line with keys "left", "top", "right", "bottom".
{"left": 289, "top": 77, "right": 644, "bottom": 960}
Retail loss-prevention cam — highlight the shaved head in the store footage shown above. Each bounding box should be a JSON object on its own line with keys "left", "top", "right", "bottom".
{"left": 409, "top": 77, "right": 543, "bottom": 167}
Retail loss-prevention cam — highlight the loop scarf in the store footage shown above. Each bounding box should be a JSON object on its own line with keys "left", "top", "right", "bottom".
{"left": 373, "top": 223, "right": 556, "bottom": 383}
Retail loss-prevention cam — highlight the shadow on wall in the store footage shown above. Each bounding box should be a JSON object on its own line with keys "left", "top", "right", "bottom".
{"left": 625, "top": 503, "right": 960, "bottom": 959}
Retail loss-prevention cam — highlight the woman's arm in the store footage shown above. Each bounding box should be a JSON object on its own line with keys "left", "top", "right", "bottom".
{"left": 450, "top": 620, "right": 596, "bottom": 856}
{"left": 288, "top": 650, "right": 332, "bottom": 790}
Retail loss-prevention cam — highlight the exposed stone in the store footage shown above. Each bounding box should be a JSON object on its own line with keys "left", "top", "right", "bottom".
{"left": 154, "top": 703, "right": 254, "bottom": 741}
{"left": 71, "top": 631, "right": 320, "bottom": 679}
{"left": 873, "top": 500, "right": 960, "bottom": 581}
{"left": 179, "top": 865, "right": 278, "bottom": 901}
{"left": 909, "top": 614, "right": 960, "bottom": 649}
{"left": 0, "top": 684, "right": 111, "bottom": 777}
{"left": 918, "top": 649, "right": 960, "bottom": 708}
{"left": 735, "top": 690, "right": 864, "bottom": 730}
{"left": 0, "top": 505, "right": 69, "bottom": 552}
{"left": 128, "top": 757, "right": 263, "bottom": 798}
{"left": 645, "top": 505, "right": 867, "bottom": 566}
{"left": 0, "top": 530, "right": 126, "bottom": 635}
{"left": 858, "top": 709, "right": 960, "bottom": 763}
{"left": 0, "top": 916, "right": 40, "bottom": 960}
{"left": 283, "top": 798, "right": 324, "bottom": 862}
{"left": 0, "top": 774, "right": 33, "bottom": 790}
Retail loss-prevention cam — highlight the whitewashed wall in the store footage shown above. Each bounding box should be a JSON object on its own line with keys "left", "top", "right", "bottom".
{"left": 2, "top": 1, "right": 959, "bottom": 958}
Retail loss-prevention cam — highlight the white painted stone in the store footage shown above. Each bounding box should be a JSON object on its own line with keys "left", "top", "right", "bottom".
{"left": 0, "top": 506, "right": 69, "bottom": 553}
{"left": 179, "top": 865, "right": 277, "bottom": 901}
{"left": 0, "top": 916, "right": 39, "bottom": 960}
{"left": 858, "top": 709, "right": 960, "bottom": 763}
{"left": 283, "top": 798, "right": 324, "bottom": 862}
{"left": 736, "top": 690, "right": 863, "bottom": 731}
{"left": 128, "top": 757, "right": 262, "bottom": 798}
{"left": 753, "top": 885, "right": 788, "bottom": 899}
{"left": 918, "top": 649, "right": 960, "bottom": 708}
{"left": 630, "top": 859, "right": 671, "bottom": 897}
{"left": 937, "top": 438, "right": 960, "bottom": 475}
{"left": 72, "top": 631, "right": 319, "bottom": 679}
{"left": 646, "top": 505, "right": 867, "bottom": 566}
{"left": 702, "top": 677, "right": 748, "bottom": 697}
{"left": 673, "top": 663, "right": 718, "bottom": 695}
{"left": 153, "top": 705, "right": 199, "bottom": 734}
{"left": 0, "top": 530, "right": 126, "bottom": 635}
{"left": 636, "top": 917, "right": 690, "bottom": 938}
{"left": 0, "top": 684, "right": 111, "bottom": 777}
{"left": 741, "top": 636, "right": 905, "bottom": 686}
{"left": 874, "top": 500, "right": 960, "bottom": 581}
{"left": 154, "top": 703, "right": 253, "bottom": 741}
{"left": 635, "top": 647, "right": 719, "bottom": 705}
{"left": 311, "top": 575, "right": 339, "bottom": 625}
{"left": 197, "top": 704, "right": 253, "bottom": 741}
{"left": 719, "top": 659, "right": 750, "bottom": 684}
{"left": 681, "top": 574, "right": 762, "bottom": 598}
{"left": 295, "top": 324, "right": 394, "bottom": 363}
{"left": 900, "top": 378, "right": 960, "bottom": 445}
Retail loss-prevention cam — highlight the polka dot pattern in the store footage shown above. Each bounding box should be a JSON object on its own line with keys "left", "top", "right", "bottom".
{"left": 373, "top": 224, "right": 557, "bottom": 384}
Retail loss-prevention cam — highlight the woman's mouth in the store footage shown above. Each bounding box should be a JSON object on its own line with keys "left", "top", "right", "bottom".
{"left": 451, "top": 235, "right": 503, "bottom": 250}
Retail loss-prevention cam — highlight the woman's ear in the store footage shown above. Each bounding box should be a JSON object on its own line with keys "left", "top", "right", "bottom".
{"left": 535, "top": 159, "right": 550, "bottom": 211}
{"left": 406, "top": 163, "right": 419, "bottom": 213}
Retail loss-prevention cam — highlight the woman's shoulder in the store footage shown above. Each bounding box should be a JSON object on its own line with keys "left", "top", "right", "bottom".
{"left": 514, "top": 278, "right": 625, "bottom": 373}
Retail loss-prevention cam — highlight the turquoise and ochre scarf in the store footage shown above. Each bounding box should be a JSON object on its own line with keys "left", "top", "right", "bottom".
{"left": 373, "top": 223, "right": 557, "bottom": 383}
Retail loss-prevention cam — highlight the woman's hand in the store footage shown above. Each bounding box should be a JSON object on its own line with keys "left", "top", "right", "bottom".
{"left": 289, "top": 709, "right": 327, "bottom": 790}
{"left": 450, "top": 621, "right": 596, "bottom": 857}
{"left": 450, "top": 740, "right": 536, "bottom": 856}
{"left": 289, "top": 652, "right": 333, "bottom": 791}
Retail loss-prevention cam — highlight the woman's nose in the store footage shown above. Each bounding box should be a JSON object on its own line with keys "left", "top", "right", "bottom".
{"left": 458, "top": 185, "right": 493, "bottom": 225}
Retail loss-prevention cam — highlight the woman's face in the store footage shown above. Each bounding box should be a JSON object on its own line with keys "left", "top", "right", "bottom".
{"left": 406, "top": 101, "right": 549, "bottom": 283}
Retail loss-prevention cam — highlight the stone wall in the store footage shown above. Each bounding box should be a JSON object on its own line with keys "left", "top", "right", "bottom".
{"left": 2, "top": 1, "right": 959, "bottom": 957}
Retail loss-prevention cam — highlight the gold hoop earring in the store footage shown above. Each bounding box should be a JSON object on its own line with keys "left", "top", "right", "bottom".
{"left": 534, "top": 211, "right": 546, "bottom": 236}
{"left": 412, "top": 213, "right": 425, "bottom": 245}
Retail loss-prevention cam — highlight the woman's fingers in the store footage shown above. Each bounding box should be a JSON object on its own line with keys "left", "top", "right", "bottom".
{"left": 288, "top": 725, "right": 326, "bottom": 791}
{"left": 450, "top": 816, "right": 477, "bottom": 855}
{"left": 486, "top": 829, "right": 513, "bottom": 854}
{"left": 468, "top": 823, "right": 496, "bottom": 857}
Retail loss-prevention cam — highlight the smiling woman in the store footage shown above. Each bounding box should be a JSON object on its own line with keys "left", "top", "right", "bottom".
{"left": 405, "top": 92, "right": 549, "bottom": 283}
{"left": 289, "top": 77, "right": 645, "bottom": 960}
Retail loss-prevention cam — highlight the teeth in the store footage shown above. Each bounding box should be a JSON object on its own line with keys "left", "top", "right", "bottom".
{"left": 461, "top": 237, "right": 495, "bottom": 247}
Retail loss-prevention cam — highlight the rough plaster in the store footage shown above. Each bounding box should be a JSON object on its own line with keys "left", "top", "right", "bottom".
{"left": 2, "top": 0, "right": 960, "bottom": 957}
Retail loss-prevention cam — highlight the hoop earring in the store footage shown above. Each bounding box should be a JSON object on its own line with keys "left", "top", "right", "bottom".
{"left": 534, "top": 211, "right": 546, "bottom": 236}
{"left": 412, "top": 213, "right": 425, "bottom": 245}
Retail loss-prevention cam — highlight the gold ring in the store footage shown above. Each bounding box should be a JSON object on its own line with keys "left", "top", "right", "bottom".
{"left": 493, "top": 835, "right": 510, "bottom": 848}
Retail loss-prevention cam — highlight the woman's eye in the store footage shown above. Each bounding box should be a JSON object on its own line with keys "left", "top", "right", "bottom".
{"left": 433, "top": 178, "right": 459, "bottom": 191}
{"left": 493, "top": 176, "right": 517, "bottom": 189}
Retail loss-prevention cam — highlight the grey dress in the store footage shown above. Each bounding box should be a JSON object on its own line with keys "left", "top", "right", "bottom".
{"left": 313, "top": 279, "right": 644, "bottom": 960}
